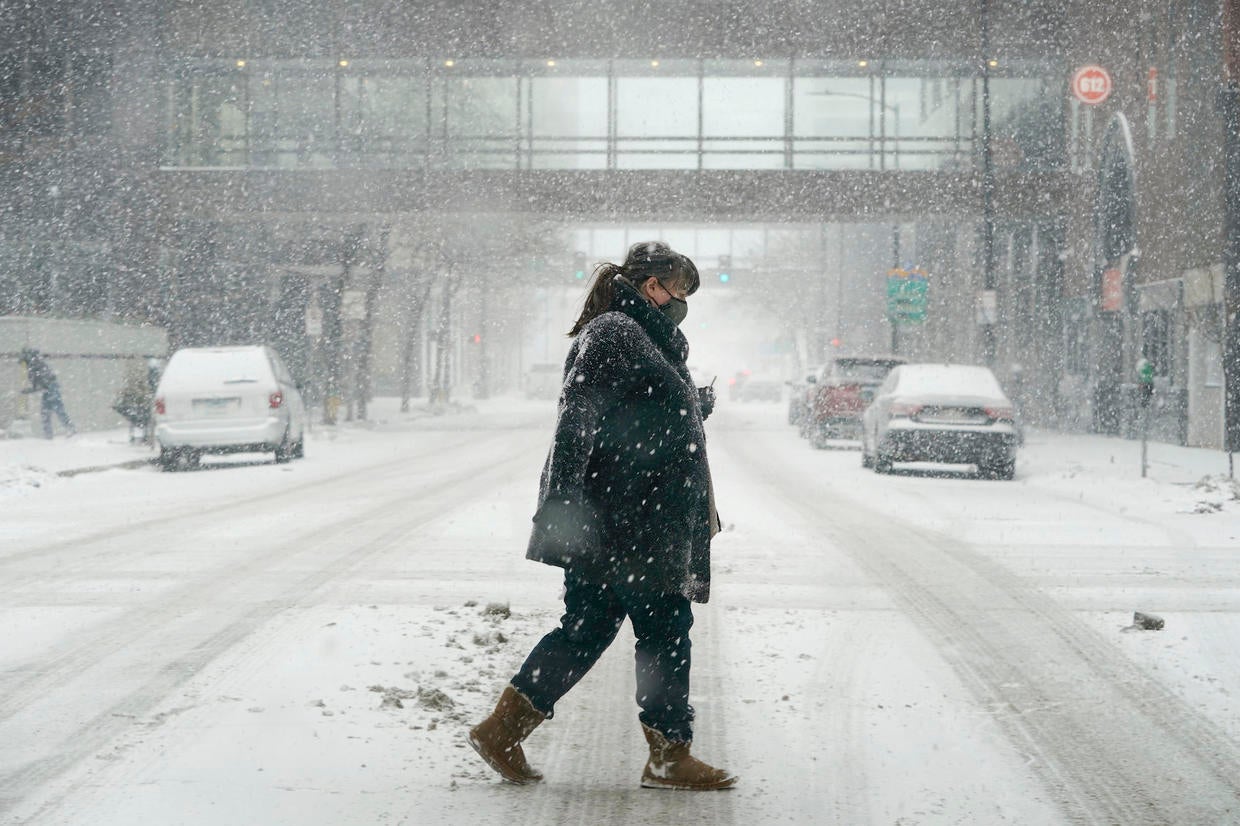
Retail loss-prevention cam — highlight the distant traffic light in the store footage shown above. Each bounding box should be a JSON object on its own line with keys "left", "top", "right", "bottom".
{"left": 573, "top": 251, "right": 588, "bottom": 280}
{"left": 718, "top": 254, "right": 732, "bottom": 284}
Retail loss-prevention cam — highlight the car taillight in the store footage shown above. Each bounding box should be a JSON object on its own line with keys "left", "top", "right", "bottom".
{"left": 269, "top": 391, "right": 283, "bottom": 409}
{"left": 890, "top": 402, "right": 922, "bottom": 417}
{"left": 985, "top": 406, "right": 1015, "bottom": 422}
{"left": 154, "top": 396, "right": 165, "bottom": 415}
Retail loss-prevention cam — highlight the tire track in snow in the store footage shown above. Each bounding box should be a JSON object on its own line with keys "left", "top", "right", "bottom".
{"left": 725, "top": 430, "right": 1240, "bottom": 825}
{"left": 0, "top": 427, "right": 511, "bottom": 588}
{"left": 705, "top": 432, "right": 873, "bottom": 823}
{"left": 0, "top": 439, "right": 541, "bottom": 822}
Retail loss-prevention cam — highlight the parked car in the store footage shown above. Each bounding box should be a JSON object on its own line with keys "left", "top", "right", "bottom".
{"left": 860, "top": 363, "right": 1018, "bottom": 479}
{"left": 803, "top": 356, "right": 904, "bottom": 446}
{"left": 153, "top": 345, "right": 307, "bottom": 471}
{"left": 786, "top": 365, "right": 823, "bottom": 425}
{"left": 524, "top": 363, "right": 562, "bottom": 400}
{"left": 728, "top": 370, "right": 782, "bottom": 403}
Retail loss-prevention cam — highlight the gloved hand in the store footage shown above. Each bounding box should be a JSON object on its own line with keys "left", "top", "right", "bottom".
{"left": 698, "top": 386, "right": 716, "bottom": 419}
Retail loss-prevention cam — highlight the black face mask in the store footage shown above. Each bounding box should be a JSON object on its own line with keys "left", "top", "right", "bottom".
{"left": 659, "top": 296, "right": 688, "bottom": 326}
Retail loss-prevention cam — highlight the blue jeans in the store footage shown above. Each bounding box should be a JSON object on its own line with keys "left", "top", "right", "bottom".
{"left": 40, "top": 391, "right": 73, "bottom": 439}
{"left": 511, "top": 570, "right": 696, "bottom": 742}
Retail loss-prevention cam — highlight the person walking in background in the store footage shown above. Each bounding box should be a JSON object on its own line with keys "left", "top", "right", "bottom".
{"left": 18, "top": 348, "right": 74, "bottom": 439}
{"left": 468, "top": 241, "right": 734, "bottom": 791}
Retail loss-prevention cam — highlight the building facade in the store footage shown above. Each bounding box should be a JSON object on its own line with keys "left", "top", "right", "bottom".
{"left": 0, "top": 1, "right": 1234, "bottom": 443}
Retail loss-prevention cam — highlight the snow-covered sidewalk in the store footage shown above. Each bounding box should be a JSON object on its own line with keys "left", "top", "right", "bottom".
{"left": 0, "top": 428, "right": 154, "bottom": 494}
{"left": 0, "top": 396, "right": 557, "bottom": 493}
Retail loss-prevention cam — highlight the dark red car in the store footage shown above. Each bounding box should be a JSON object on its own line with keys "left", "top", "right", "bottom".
{"left": 802, "top": 356, "right": 904, "bottom": 447}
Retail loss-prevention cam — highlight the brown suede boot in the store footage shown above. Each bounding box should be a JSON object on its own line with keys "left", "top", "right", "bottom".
{"left": 468, "top": 685, "right": 546, "bottom": 784}
{"left": 640, "top": 723, "right": 738, "bottom": 790}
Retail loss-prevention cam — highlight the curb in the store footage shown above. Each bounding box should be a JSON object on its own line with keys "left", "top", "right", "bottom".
{"left": 56, "top": 458, "right": 156, "bottom": 478}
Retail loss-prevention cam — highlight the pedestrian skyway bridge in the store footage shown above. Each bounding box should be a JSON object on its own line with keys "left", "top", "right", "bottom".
{"left": 161, "top": 57, "right": 1066, "bottom": 221}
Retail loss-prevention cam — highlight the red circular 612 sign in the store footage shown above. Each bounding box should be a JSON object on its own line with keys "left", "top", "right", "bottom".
{"left": 1071, "top": 65, "right": 1112, "bottom": 105}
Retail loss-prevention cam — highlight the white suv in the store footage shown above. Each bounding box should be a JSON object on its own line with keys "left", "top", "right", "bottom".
{"left": 153, "top": 345, "right": 307, "bottom": 471}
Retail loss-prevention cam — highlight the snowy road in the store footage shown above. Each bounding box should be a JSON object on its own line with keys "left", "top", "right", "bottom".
{"left": 3, "top": 399, "right": 1240, "bottom": 824}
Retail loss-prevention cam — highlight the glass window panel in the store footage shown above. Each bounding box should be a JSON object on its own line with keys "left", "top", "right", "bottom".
{"left": 987, "top": 77, "right": 1063, "bottom": 171}
{"left": 176, "top": 73, "right": 247, "bottom": 167}
{"left": 531, "top": 77, "right": 607, "bottom": 138}
{"left": 249, "top": 69, "right": 278, "bottom": 166}
{"left": 703, "top": 78, "right": 783, "bottom": 138}
{"left": 446, "top": 77, "right": 518, "bottom": 137}
{"left": 793, "top": 78, "right": 875, "bottom": 138}
{"left": 336, "top": 74, "right": 429, "bottom": 167}
{"left": 276, "top": 69, "right": 335, "bottom": 168}
{"left": 616, "top": 77, "right": 697, "bottom": 137}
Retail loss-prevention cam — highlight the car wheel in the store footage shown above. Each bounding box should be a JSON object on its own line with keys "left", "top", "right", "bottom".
{"left": 274, "top": 432, "right": 293, "bottom": 464}
{"left": 159, "top": 447, "right": 200, "bottom": 472}
{"left": 981, "top": 460, "right": 1015, "bottom": 481}
{"left": 293, "top": 435, "right": 305, "bottom": 459}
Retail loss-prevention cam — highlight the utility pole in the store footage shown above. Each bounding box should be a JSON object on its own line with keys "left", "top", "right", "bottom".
{"left": 980, "top": 0, "right": 998, "bottom": 366}
{"left": 1223, "top": 0, "right": 1240, "bottom": 469}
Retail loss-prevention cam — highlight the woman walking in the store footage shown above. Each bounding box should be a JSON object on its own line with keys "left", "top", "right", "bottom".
{"left": 469, "top": 241, "right": 735, "bottom": 790}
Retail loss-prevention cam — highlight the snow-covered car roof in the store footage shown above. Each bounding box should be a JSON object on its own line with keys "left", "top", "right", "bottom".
{"left": 893, "top": 363, "right": 1007, "bottom": 400}
{"left": 160, "top": 346, "right": 274, "bottom": 390}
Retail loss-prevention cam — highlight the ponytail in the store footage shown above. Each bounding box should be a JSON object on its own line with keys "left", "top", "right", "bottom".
{"left": 568, "top": 263, "right": 624, "bottom": 336}
{"left": 566, "top": 242, "right": 699, "bottom": 336}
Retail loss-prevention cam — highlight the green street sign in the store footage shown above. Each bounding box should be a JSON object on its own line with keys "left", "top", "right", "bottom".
{"left": 886, "top": 268, "right": 929, "bottom": 324}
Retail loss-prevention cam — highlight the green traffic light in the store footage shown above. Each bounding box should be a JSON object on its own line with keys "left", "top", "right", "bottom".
{"left": 719, "top": 273, "right": 730, "bottom": 283}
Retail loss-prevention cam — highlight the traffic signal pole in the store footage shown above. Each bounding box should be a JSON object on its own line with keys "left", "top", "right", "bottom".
{"left": 1223, "top": 0, "right": 1240, "bottom": 472}
{"left": 891, "top": 226, "right": 901, "bottom": 354}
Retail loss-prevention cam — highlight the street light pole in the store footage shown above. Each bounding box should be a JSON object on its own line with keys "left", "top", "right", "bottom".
{"left": 1223, "top": 0, "right": 1240, "bottom": 468}
{"left": 980, "top": 0, "right": 998, "bottom": 367}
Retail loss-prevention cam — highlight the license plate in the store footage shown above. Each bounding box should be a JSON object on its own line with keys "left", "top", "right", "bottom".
{"left": 920, "top": 407, "right": 987, "bottom": 424}
{"left": 193, "top": 397, "right": 240, "bottom": 416}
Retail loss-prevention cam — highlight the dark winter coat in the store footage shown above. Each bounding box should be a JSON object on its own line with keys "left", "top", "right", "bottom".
{"left": 527, "top": 278, "right": 718, "bottom": 603}
{"left": 20, "top": 353, "right": 60, "bottom": 395}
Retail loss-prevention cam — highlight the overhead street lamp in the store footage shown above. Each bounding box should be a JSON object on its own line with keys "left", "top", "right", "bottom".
{"left": 810, "top": 87, "right": 901, "bottom": 172}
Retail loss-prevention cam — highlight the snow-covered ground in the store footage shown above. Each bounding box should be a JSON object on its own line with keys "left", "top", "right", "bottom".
{"left": 2, "top": 397, "right": 1240, "bottom": 824}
